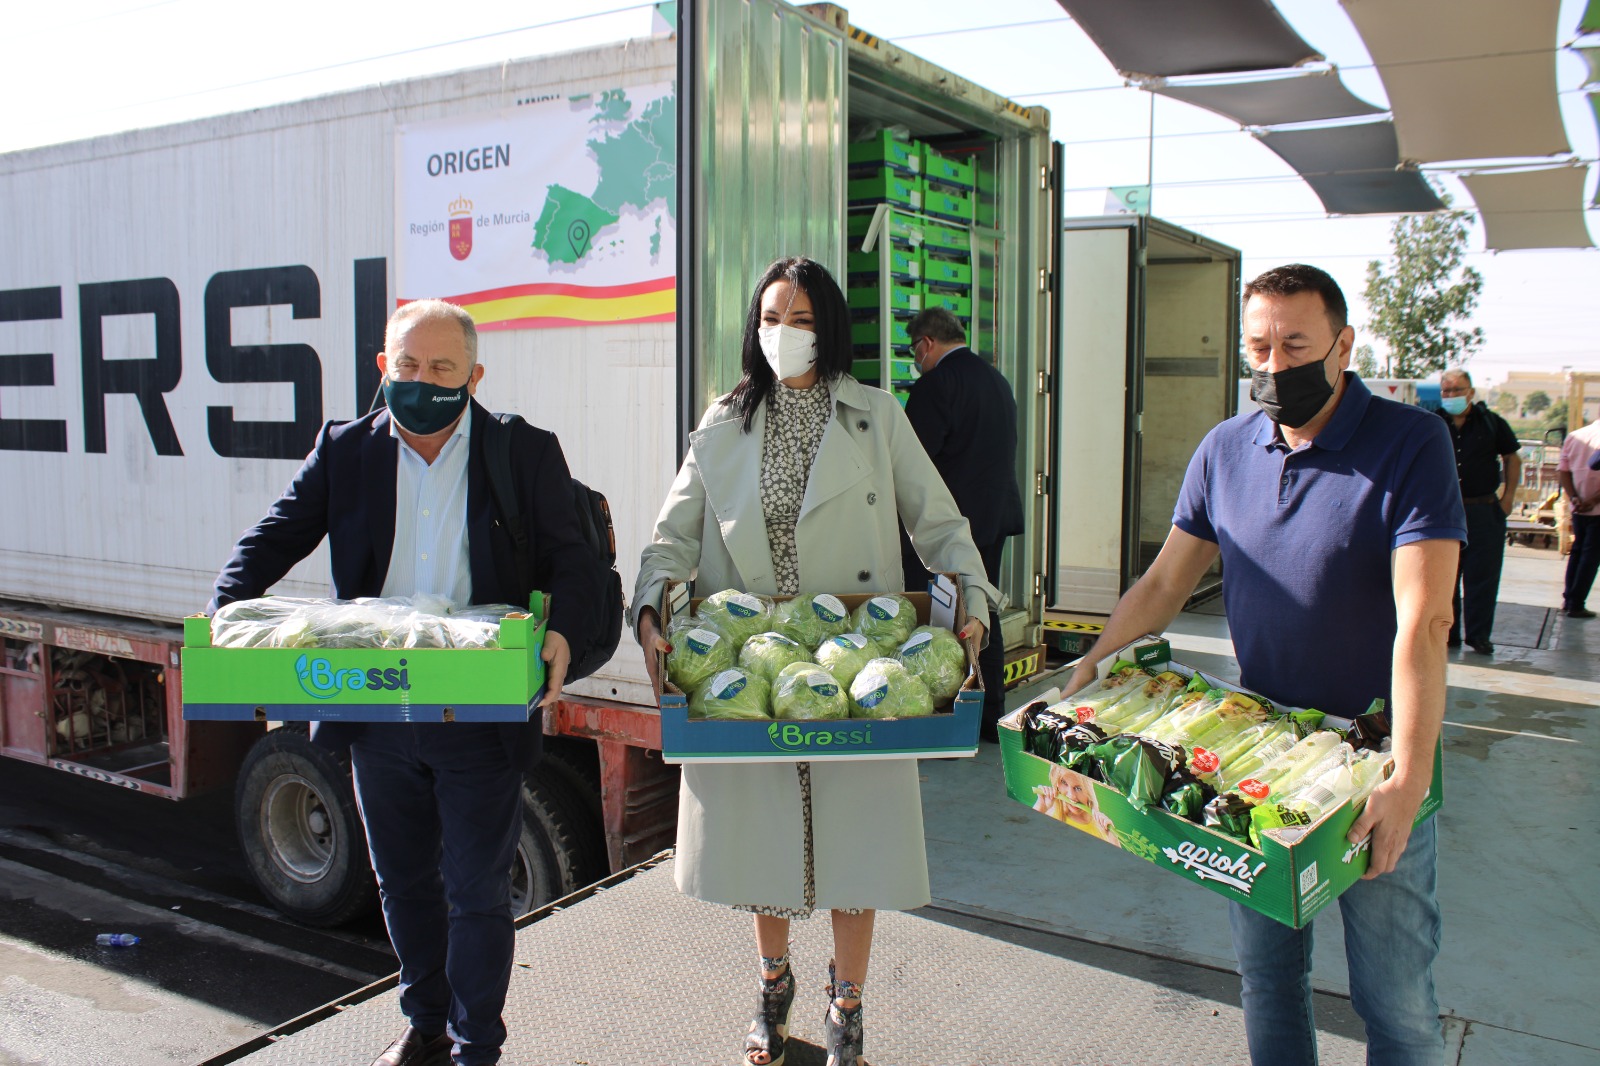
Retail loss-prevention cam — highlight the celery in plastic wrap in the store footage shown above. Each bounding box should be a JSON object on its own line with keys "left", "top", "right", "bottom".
{"left": 1195, "top": 718, "right": 1297, "bottom": 786}
{"left": 1093, "top": 672, "right": 1189, "bottom": 734}
{"left": 698, "top": 590, "right": 774, "bottom": 647}
{"left": 738, "top": 632, "right": 812, "bottom": 685}
{"left": 666, "top": 618, "right": 737, "bottom": 695}
{"left": 1233, "top": 730, "right": 1344, "bottom": 805}
{"left": 894, "top": 625, "right": 968, "bottom": 704}
{"left": 852, "top": 594, "right": 916, "bottom": 648}
{"left": 1048, "top": 664, "right": 1151, "bottom": 724}
{"left": 1143, "top": 690, "right": 1267, "bottom": 751}
{"left": 1249, "top": 749, "right": 1390, "bottom": 844}
{"left": 772, "top": 663, "right": 849, "bottom": 720}
{"left": 688, "top": 668, "right": 771, "bottom": 720}
{"left": 813, "top": 633, "right": 883, "bottom": 689}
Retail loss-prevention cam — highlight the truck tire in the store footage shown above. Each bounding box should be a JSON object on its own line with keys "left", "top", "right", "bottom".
{"left": 535, "top": 741, "right": 609, "bottom": 881}
{"left": 235, "top": 728, "right": 378, "bottom": 927}
{"left": 510, "top": 774, "right": 594, "bottom": 916}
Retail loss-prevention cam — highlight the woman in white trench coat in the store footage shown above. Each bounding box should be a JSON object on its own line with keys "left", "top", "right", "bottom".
{"left": 633, "top": 257, "right": 999, "bottom": 1066}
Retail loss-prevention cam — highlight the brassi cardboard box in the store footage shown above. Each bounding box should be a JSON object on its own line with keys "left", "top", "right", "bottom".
{"left": 1000, "top": 636, "right": 1444, "bottom": 927}
{"left": 181, "top": 596, "right": 548, "bottom": 724}
{"left": 657, "top": 576, "right": 983, "bottom": 763}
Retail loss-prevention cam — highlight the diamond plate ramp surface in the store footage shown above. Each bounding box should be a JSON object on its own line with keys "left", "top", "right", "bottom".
{"left": 229, "top": 858, "right": 1370, "bottom": 1065}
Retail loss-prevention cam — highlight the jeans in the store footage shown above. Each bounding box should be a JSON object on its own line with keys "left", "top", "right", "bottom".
{"left": 1564, "top": 512, "right": 1600, "bottom": 613}
{"left": 1452, "top": 502, "right": 1507, "bottom": 644}
{"left": 351, "top": 723, "right": 525, "bottom": 1066}
{"left": 1229, "top": 817, "right": 1443, "bottom": 1066}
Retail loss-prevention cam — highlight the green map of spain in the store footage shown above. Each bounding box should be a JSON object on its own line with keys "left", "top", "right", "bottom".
{"left": 532, "top": 89, "right": 676, "bottom": 265}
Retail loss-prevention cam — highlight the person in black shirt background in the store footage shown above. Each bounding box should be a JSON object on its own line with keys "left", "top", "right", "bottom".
{"left": 900, "top": 308, "right": 1024, "bottom": 740}
{"left": 1438, "top": 368, "right": 1521, "bottom": 654}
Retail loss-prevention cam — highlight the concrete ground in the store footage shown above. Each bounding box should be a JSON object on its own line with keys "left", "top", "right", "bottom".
{"left": 922, "top": 544, "right": 1599, "bottom": 1065}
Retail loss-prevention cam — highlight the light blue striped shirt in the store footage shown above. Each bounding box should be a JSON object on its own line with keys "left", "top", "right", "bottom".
{"left": 381, "top": 412, "right": 473, "bottom": 608}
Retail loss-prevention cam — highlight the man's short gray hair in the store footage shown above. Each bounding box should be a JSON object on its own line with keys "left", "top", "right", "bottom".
{"left": 1441, "top": 368, "right": 1472, "bottom": 389}
{"left": 906, "top": 307, "right": 966, "bottom": 345}
{"left": 386, "top": 299, "right": 479, "bottom": 365}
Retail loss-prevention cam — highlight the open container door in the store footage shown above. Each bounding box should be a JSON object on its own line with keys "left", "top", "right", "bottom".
{"left": 677, "top": 0, "right": 847, "bottom": 449}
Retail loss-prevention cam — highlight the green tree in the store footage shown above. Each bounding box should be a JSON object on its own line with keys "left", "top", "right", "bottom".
{"left": 1354, "top": 344, "right": 1380, "bottom": 377}
{"left": 1494, "top": 391, "right": 1518, "bottom": 415}
{"left": 1525, "top": 390, "right": 1552, "bottom": 416}
{"left": 1541, "top": 399, "right": 1567, "bottom": 432}
{"left": 1363, "top": 188, "right": 1485, "bottom": 378}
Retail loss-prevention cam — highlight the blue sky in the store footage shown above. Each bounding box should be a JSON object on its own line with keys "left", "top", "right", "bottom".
{"left": 6, "top": 0, "right": 1597, "bottom": 387}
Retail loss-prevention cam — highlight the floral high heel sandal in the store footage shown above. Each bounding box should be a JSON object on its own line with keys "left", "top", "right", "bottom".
{"left": 824, "top": 960, "right": 866, "bottom": 1066}
{"left": 743, "top": 956, "right": 795, "bottom": 1066}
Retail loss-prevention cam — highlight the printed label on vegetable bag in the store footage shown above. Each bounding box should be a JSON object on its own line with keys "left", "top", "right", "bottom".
{"left": 707, "top": 670, "right": 748, "bottom": 700}
{"left": 685, "top": 629, "right": 722, "bottom": 655}
{"left": 899, "top": 631, "right": 933, "bottom": 657}
{"left": 867, "top": 596, "right": 900, "bottom": 621}
{"left": 855, "top": 670, "right": 889, "bottom": 708}
{"left": 1191, "top": 747, "right": 1220, "bottom": 774}
{"left": 835, "top": 634, "right": 869, "bottom": 649}
{"left": 802, "top": 670, "right": 840, "bottom": 698}
{"left": 811, "top": 595, "right": 847, "bottom": 623}
{"left": 726, "top": 594, "right": 763, "bottom": 618}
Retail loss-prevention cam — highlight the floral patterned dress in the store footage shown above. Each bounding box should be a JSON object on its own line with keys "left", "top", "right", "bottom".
{"left": 738, "top": 379, "right": 862, "bottom": 919}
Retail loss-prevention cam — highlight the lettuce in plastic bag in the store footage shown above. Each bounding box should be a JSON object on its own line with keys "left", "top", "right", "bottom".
{"left": 738, "top": 631, "right": 812, "bottom": 684}
{"left": 772, "top": 662, "right": 848, "bottom": 720}
{"left": 852, "top": 594, "right": 916, "bottom": 648}
{"left": 775, "top": 593, "right": 853, "bottom": 648}
{"left": 688, "top": 668, "right": 772, "bottom": 720}
{"left": 666, "top": 618, "right": 737, "bottom": 694}
{"left": 698, "top": 590, "right": 774, "bottom": 647}
{"left": 813, "top": 633, "right": 882, "bottom": 689}
{"left": 894, "top": 625, "right": 968, "bottom": 704}
{"left": 848, "top": 657, "right": 934, "bottom": 719}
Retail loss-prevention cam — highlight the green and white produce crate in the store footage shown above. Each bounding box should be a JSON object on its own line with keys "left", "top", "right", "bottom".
{"left": 182, "top": 596, "right": 548, "bottom": 723}
{"left": 658, "top": 577, "right": 982, "bottom": 763}
{"left": 1000, "top": 636, "right": 1444, "bottom": 928}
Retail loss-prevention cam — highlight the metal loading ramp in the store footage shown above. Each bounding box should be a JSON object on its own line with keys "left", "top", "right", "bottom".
{"left": 214, "top": 855, "right": 1374, "bottom": 1065}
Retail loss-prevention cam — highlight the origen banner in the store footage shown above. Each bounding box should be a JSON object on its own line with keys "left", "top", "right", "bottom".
{"left": 395, "top": 83, "right": 676, "bottom": 331}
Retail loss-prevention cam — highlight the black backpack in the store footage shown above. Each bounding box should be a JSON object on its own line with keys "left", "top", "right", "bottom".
{"left": 483, "top": 412, "right": 624, "bottom": 684}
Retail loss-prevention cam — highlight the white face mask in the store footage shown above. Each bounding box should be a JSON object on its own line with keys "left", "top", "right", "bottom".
{"left": 758, "top": 323, "right": 818, "bottom": 381}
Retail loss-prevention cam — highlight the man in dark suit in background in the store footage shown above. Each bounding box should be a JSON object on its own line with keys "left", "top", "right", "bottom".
{"left": 901, "top": 307, "right": 1024, "bottom": 741}
{"left": 210, "top": 300, "right": 602, "bottom": 1066}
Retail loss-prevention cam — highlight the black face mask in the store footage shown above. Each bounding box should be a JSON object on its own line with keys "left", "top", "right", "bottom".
{"left": 1250, "top": 336, "right": 1340, "bottom": 429}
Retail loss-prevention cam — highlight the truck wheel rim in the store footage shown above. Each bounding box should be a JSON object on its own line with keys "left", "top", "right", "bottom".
{"left": 262, "top": 774, "right": 336, "bottom": 884}
{"left": 509, "top": 843, "right": 534, "bottom": 915}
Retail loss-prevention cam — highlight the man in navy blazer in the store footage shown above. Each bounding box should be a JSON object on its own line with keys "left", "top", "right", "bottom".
{"left": 211, "top": 300, "right": 600, "bottom": 1066}
{"left": 901, "top": 308, "right": 1024, "bottom": 741}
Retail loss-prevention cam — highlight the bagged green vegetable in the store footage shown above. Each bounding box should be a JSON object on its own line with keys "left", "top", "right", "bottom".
{"left": 772, "top": 663, "right": 849, "bottom": 720}
{"left": 894, "top": 625, "right": 968, "bottom": 704}
{"left": 1093, "top": 672, "right": 1189, "bottom": 734}
{"left": 1045, "top": 665, "right": 1150, "bottom": 724}
{"left": 1160, "top": 770, "right": 1216, "bottom": 822}
{"left": 852, "top": 594, "right": 916, "bottom": 647}
{"left": 776, "top": 593, "right": 853, "bottom": 648}
{"left": 848, "top": 658, "right": 934, "bottom": 719}
{"left": 688, "top": 668, "right": 771, "bottom": 720}
{"left": 1203, "top": 791, "right": 1256, "bottom": 842}
{"left": 1084, "top": 734, "right": 1184, "bottom": 811}
{"left": 813, "top": 633, "right": 882, "bottom": 689}
{"left": 1233, "top": 730, "right": 1344, "bottom": 805}
{"left": 666, "top": 618, "right": 737, "bottom": 694}
{"left": 698, "top": 589, "right": 774, "bottom": 646}
{"left": 738, "top": 631, "right": 812, "bottom": 684}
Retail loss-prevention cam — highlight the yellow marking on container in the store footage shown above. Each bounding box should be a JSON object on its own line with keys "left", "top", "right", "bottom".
{"left": 848, "top": 27, "right": 880, "bottom": 48}
{"left": 1043, "top": 620, "right": 1103, "bottom": 633}
{"left": 1003, "top": 651, "right": 1042, "bottom": 685}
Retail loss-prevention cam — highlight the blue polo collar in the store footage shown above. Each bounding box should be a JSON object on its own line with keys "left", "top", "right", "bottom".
{"left": 1252, "top": 371, "right": 1372, "bottom": 452}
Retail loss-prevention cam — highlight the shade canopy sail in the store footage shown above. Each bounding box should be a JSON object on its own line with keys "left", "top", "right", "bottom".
{"left": 1461, "top": 167, "right": 1594, "bottom": 250}
{"left": 1582, "top": 0, "right": 1600, "bottom": 34}
{"left": 1051, "top": 0, "right": 1321, "bottom": 78}
{"left": 1341, "top": 0, "right": 1569, "bottom": 164}
{"left": 1152, "top": 71, "right": 1383, "bottom": 127}
{"left": 1579, "top": 46, "right": 1600, "bottom": 88}
{"left": 1258, "top": 121, "right": 1445, "bottom": 214}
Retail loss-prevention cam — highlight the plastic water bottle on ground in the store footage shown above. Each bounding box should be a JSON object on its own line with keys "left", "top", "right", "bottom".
{"left": 95, "top": 933, "right": 140, "bottom": 947}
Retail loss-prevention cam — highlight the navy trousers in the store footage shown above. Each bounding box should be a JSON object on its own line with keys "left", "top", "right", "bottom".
{"left": 1565, "top": 513, "right": 1600, "bottom": 613}
{"left": 977, "top": 539, "right": 1008, "bottom": 739}
{"left": 350, "top": 723, "right": 524, "bottom": 1066}
{"left": 1452, "top": 502, "right": 1507, "bottom": 644}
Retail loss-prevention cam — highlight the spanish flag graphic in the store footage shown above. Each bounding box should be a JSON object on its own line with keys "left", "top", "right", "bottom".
{"left": 406, "top": 276, "right": 676, "bottom": 330}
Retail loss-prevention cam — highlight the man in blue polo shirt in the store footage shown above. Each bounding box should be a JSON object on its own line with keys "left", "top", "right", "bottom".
{"left": 1065, "top": 264, "right": 1464, "bottom": 1065}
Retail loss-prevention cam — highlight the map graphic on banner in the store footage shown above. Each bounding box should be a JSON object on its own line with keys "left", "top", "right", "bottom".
{"left": 396, "top": 83, "right": 675, "bottom": 330}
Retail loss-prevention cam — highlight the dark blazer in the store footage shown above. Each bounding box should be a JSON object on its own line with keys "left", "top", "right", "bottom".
{"left": 903, "top": 347, "right": 1024, "bottom": 546}
{"left": 210, "top": 400, "right": 600, "bottom": 764}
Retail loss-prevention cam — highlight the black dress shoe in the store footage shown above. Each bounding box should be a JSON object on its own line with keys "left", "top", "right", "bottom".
{"left": 1446, "top": 635, "right": 1462, "bottom": 648}
{"left": 371, "top": 1025, "right": 452, "bottom": 1066}
{"left": 1567, "top": 607, "right": 1597, "bottom": 619}
{"left": 1467, "top": 640, "right": 1494, "bottom": 655}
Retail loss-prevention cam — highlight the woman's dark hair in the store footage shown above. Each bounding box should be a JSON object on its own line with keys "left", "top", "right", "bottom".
{"left": 727, "top": 256, "right": 853, "bottom": 432}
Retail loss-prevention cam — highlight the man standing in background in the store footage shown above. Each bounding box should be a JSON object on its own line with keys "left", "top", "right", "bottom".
{"left": 901, "top": 307, "right": 1023, "bottom": 741}
{"left": 1558, "top": 412, "right": 1600, "bottom": 619}
{"left": 1438, "top": 369, "right": 1520, "bottom": 654}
